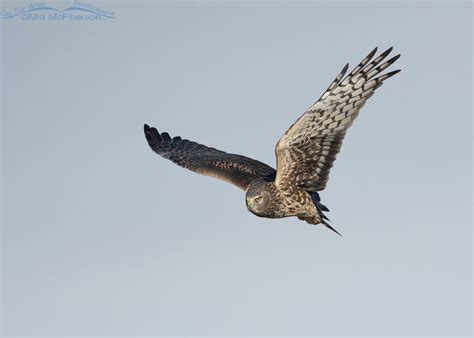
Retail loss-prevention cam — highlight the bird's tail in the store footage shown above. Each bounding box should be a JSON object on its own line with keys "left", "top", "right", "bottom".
{"left": 311, "top": 192, "right": 342, "bottom": 237}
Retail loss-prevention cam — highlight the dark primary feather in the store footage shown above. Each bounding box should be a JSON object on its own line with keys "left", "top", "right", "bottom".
{"left": 144, "top": 124, "right": 275, "bottom": 190}
{"left": 275, "top": 47, "right": 401, "bottom": 192}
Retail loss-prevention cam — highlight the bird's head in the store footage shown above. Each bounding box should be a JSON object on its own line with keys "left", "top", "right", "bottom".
{"left": 245, "top": 180, "right": 279, "bottom": 218}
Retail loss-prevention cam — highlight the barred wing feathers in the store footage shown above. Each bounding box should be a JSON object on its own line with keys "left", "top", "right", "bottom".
{"left": 275, "top": 47, "right": 401, "bottom": 191}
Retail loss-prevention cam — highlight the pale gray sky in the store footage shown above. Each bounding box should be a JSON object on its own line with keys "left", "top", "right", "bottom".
{"left": 1, "top": 1, "right": 472, "bottom": 336}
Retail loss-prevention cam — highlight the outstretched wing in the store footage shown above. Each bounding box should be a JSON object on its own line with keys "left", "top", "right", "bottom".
{"left": 275, "top": 47, "right": 400, "bottom": 191}
{"left": 144, "top": 124, "right": 275, "bottom": 190}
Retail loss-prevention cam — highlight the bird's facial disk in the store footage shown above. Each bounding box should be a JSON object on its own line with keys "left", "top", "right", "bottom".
{"left": 245, "top": 192, "right": 269, "bottom": 216}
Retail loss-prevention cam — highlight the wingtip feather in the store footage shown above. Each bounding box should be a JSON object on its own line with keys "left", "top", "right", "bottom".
{"left": 342, "top": 63, "right": 349, "bottom": 73}
{"left": 322, "top": 220, "right": 343, "bottom": 237}
{"left": 377, "top": 69, "right": 402, "bottom": 81}
{"left": 382, "top": 46, "right": 393, "bottom": 56}
{"left": 367, "top": 47, "right": 378, "bottom": 59}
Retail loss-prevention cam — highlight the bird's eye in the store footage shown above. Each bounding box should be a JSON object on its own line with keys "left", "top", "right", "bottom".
{"left": 254, "top": 196, "right": 262, "bottom": 203}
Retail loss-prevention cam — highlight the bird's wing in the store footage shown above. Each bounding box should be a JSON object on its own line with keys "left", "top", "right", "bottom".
{"left": 275, "top": 47, "right": 400, "bottom": 191}
{"left": 144, "top": 124, "right": 276, "bottom": 191}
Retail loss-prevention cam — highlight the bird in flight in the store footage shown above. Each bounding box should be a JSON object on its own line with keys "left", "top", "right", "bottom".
{"left": 144, "top": 47, "right": 400, "bottom": 236}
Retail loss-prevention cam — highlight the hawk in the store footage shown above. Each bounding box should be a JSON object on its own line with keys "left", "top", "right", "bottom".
{"left": 144, "top": 47, "right": 400, "bottom": 236}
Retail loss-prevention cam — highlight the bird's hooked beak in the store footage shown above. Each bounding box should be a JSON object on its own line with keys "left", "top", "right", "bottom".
{"left": 246, "top": 197, "right": 252, "bottom": 210}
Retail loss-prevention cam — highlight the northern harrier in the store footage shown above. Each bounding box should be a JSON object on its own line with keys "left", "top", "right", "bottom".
{"left": 144, "top": 47, "right": 400, "bottom": 235}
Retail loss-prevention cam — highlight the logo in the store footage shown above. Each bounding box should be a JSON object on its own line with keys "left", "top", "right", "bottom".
{"left": 1, "top": 0, "right": 116, "bottom": 21}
